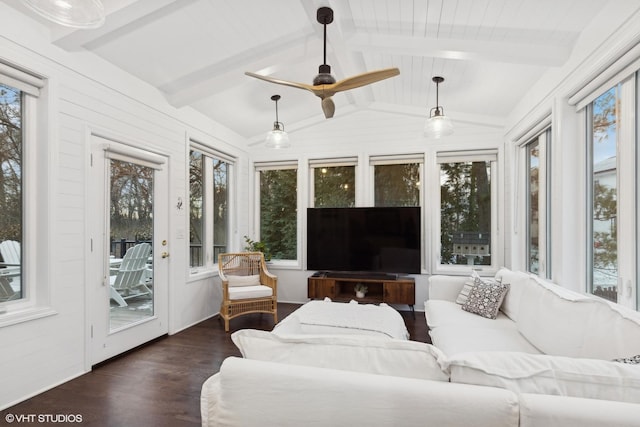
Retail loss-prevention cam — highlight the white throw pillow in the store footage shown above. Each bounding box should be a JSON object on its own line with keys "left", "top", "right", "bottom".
{"left": 462, "top": 276, "right": 509, "bottom": 319}
{"left": 447, "top": 351, "right": 640, "bottom": 404}
{"left": 455, "top": 278, "right": 475, "bottom": 305}
{"left": 226, "top": 274, "right": 260, "bottom": 287}
{"left": 231, "top": 329, "right": 450, "bottom": 381}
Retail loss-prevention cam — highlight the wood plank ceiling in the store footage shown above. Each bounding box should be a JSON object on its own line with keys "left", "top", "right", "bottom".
{"left": 8, "top": 0, "right": 614, "bottom": 141}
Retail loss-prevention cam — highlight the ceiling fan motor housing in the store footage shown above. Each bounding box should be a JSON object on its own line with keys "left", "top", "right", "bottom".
{"left": 314, "top": 64, "right": 336, "bottom": 85}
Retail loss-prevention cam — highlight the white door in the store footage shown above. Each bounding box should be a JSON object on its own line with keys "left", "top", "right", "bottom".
{"left": 88, "top": 135, "right": 169, "bottom": 365}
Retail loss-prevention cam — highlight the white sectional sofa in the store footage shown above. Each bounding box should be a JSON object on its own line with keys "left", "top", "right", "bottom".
{"left": 201, "top": 268, "right": 640, "bottom": 426}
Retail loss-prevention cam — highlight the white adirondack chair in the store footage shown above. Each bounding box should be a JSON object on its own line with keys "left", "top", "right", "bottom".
{"left": 0, "top": 240, "right": 21, "bottom": 282}
{"left": 110, "top": 242, "right": 153, "bottom": 307}
{"left": 0, "top": 277, "right": 19, "bottom": 302}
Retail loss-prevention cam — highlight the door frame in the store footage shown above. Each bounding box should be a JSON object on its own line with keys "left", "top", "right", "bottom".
{"left": 85, "top": 131, "right": 170, "bottom": 368}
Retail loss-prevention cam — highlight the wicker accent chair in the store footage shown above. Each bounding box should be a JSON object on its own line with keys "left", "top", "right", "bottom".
{"left": 218, "top": 252, "right": 277, "bottom": 332}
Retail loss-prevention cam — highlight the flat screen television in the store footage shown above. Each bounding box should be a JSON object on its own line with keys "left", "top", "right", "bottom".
{"left": 306, "top": 207, "right": 421, "bottom": 275}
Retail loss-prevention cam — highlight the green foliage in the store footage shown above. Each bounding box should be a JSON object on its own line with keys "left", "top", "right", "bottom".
{"left": 259, "top": 169, "right": 297, "bottom": 260}
{"left": 374, "top": 163, "right": 420, "bottom": 207}
{"left": 314, "top": 166, "right": 355, "bottom": 207}
{"left": 243, "top": 235, "right": 271, "bottom": 261}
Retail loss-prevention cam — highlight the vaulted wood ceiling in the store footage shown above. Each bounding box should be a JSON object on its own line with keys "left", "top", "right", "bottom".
{"left": 9, "top": 0, "right": 614, "bottom": 141}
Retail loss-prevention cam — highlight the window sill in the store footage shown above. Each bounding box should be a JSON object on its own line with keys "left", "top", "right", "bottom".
{"left": 0, "top": 305, "right": 57, "bottom": 328}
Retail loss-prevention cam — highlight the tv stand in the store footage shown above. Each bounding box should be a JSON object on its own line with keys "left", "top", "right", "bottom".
{"left": 308, "top": 272, "right": 415, "bottom": 317}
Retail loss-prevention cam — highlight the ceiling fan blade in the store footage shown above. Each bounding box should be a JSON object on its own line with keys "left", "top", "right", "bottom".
{"left": 330, "top": 68, "right": 400, "bottom": 93}
{"left": 321, "top": 97, "right": 335, "bottom": 118}
{"left": 245, "top": 71, "right": 316, "bottom": 93}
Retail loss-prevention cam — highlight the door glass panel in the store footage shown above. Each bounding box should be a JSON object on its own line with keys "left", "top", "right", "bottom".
{"left": 109, "top": 159, "right": 154, "bottom": 330}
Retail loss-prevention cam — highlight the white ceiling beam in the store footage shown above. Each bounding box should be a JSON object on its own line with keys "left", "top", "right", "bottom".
{"left": 345, "top": 33, "right": 571, "bottom": 67}
{"left": 163, "top": 30, "right": 316, "bottom": 107}
{"left": 52, "top": 0, "right": 198, "bottom": 51}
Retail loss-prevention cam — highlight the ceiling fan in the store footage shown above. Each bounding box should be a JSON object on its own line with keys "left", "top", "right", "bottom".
{"left": 245, "top": 6, "right": 400, "bottom": 119}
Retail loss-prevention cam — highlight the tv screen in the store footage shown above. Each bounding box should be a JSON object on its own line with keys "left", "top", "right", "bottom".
{"left": 306, "top": 207, "right": 421, "bottom": 274}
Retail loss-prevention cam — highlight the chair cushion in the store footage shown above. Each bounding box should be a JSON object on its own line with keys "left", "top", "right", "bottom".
{"left": 228, "top": 285, "right": 272, "bottom": 300}
{"left": 231, "top": 329, "right": 449, "bottom": 381}
{"left": 425, "top": 300, "right": 516, "bottom": 330}
{"left": 227, "top": 274, "right": 261, "bottom": 287}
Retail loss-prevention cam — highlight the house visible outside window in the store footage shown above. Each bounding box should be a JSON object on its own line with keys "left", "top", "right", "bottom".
{"left": 256, "top": 162, "right": 297, "bottom": 261}
{"left": 436, "top": 150, "right": 497, "bottom": 271}
{"left": 525, "top": 127, "right": 551, "bottom": 278}
{"left": 371, "top": 154, "right": 423, "bottom": 207}
{"left": 309, "top": 158, "right": 356, "bottom": 208}
{"left": 189, "top": 144, "right": 232, "bottom": 272}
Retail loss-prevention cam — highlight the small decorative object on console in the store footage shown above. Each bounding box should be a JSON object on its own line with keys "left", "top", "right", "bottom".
{"left": 354, "top": 283, "right": 368, "bottom": 298}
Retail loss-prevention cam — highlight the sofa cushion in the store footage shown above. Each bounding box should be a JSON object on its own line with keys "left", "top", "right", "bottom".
{"left": 215, "top": 357, "right": 520, "bottom": 427}
{"left": 455, "top": 277, "right": 475, "bottom": 305}
{"left": 583, "top": 299, "right": 640, "bottom": 360}
{"left": 448, "top": 351, "right": 640, "bottom": 404}
{"left": 226, "top": 274, "right": 260, "bottom": 287}
{"left": 231, "top": 329, "right": 449, "bottom": 381}
{"left": 425, "top": 300, "right": 516, "bottom": 330}
{"left": 494, "top": 268, "right": 531, "bottom": 321}
{"left": 462, "top": 278, "right": 509, "bottom": 319}
{"left": 429, "top": 326, "right": 542, "bottom": 356}
{"left": 519, "top": 393, "right": 640, "bottom": 427}
{"left": 516, "top": 277, "right": 594, "bottom": 357}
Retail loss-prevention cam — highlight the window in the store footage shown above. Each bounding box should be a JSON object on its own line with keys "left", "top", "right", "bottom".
{"left": 371, "top": 155, "right": 422, "bottom": 207}
{"left": 436, "top": 150, "right": 498, "bottom": 271}
{"left": 587, "top": 86, "right": 619, "bottom": 303}
{"left": 189, "top": 144, "right": 232, "bottom": 272}
{"left": 0, "top": 63, "right": 47, "bottom": 319}
{"left": 0, "top": 83, "right": 23, "bottom": 300}
{"left": 525, "top": 128, "right": 551, "bottom": 277}
{"left": 256, "top": 163, "right": 297, "bottom": 261}
{"left": 310, "top": 158, "right": 356, "bottom": 208}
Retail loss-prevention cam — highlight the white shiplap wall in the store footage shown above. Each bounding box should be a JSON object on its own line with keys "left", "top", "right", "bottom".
{"left": 0, "top": 4, "right": 248, "bottom": 409}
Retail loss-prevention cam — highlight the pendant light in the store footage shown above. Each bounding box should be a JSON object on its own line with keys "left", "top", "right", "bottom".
{"left": 424, "top": 76, "right": 454, "bottom": 138}
{"left": 265, "top": 95, "right": 290, "bottom": 149}
{"left": 23, "top": 0, "right": 106, "bottom": 29}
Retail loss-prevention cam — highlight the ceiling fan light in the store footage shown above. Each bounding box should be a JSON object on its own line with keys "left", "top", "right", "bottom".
{"left": 23, "top": 0, "right": 105, "bottom": 28}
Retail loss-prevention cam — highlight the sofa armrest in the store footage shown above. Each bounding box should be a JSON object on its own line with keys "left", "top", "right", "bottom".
{"left": 428, "top": 275, "right": 468, "bottom": 302}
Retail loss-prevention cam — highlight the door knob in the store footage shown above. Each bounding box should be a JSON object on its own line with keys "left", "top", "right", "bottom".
{"left": 161, "top": 252, "right": 169, "bottom": 258}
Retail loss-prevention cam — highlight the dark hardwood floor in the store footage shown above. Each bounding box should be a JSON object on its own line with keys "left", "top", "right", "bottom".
{"left": 1, "top": 303, "right": 429, "bottom": 427}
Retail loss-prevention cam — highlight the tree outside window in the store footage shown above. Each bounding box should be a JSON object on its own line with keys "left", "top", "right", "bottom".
{"left": 440, "top": 161, "right": 492, "bottom": 266}
{"left": 374, "top": 163, "right": 420, "bottom": 207}
{"left": 259, "top": 168, "right": 297, "bottom": 260}
{"left": 314, "top": 165, "right": 355, "bottom": 208}
{"left": 0, "top": 84, "right": 23, "bottom": 300}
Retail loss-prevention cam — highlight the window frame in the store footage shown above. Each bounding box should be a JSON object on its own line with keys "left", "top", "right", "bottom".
{"left": 188, "top": 141, "right": 235, "bottom": 276}
{"left": 520, "top": 126, "right": 552, "bottom": 279}
{"left": 254, "top": 161, "right": 300, "bottom": 267}
{"left": 0, "top": 63, "right": 54, "bottom": 326}
{"left": 432, "top": 149, "right": 500, "bottom": 276}
{"left": 308, "top": 157, "right": 357, "bottom": 208}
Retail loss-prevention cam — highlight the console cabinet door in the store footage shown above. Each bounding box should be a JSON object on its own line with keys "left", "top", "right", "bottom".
{"left": 308, "top": 278, "right": 335, "bottom": 299}
{"left": 384, "top": 281, "right": 415, "bottom": 305}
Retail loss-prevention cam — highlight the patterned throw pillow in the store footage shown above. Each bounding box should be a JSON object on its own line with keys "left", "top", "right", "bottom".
{"left": 612, "top": 355, "right": 640, "bottom": 364}
{"left": 462, "top": 276, "right": 510, "bottom": 319}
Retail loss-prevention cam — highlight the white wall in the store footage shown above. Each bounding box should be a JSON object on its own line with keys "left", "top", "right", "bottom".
{"left": 0, "top": 4, "right": 248, "bottom": 409}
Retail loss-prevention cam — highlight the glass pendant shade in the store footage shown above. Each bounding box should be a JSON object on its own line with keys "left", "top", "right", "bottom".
{"left": 265, "top": 123, "right": 290, "bottom": 149}
{"left": 23, "top": 0, "right": 106, "bottom": 29}
{"left": 265, "top": 95, "right": 290, "bottom": 148}
{"left": 424, "top": 107, "right": 454, "bottom": 138}
{"left": 424, "top": 76, "right": 454, "bottom": 138}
